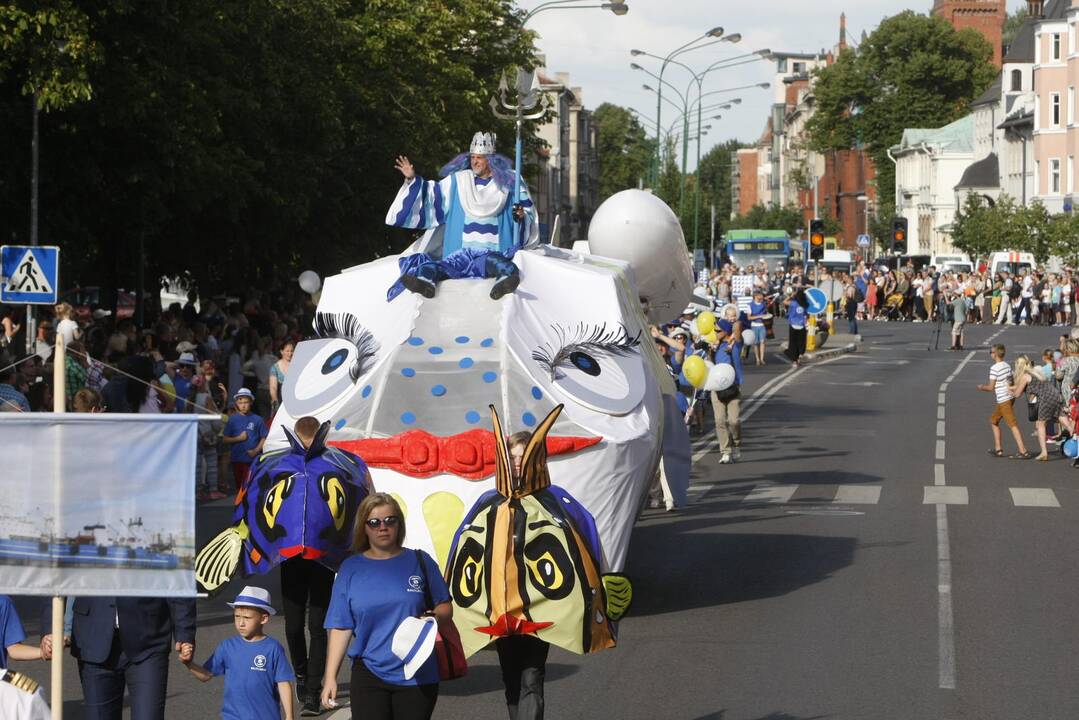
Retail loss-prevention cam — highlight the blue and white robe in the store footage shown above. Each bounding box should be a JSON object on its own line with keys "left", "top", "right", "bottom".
{"left": 385, "top": 170, "right": 538, "bottom": 300}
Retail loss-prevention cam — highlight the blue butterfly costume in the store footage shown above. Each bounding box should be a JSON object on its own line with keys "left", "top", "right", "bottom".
{"left": 195, "top": 421, "right": 371, "bottom": 593}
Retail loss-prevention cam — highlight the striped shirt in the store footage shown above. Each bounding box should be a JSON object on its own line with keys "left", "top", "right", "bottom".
{"left": 989, "top": 361, "right": 1013, "bottom": 403}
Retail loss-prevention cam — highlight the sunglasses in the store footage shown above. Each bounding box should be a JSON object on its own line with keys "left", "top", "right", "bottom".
{"left": 365, "top": 516, "right": 399, "bottom": 529}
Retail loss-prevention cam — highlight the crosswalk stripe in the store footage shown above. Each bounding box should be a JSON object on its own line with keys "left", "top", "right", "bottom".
{"left": 1009, "top": 488, "right": 1060, "bottom": 507}
{"left": 742, "top": 485, "right": 798, "bottom": 504}
{"left": 923, "top": 486, "right": 969, "bottom": 505}
{"left": 833, "top": 485, "right": 882, "bottom": 504}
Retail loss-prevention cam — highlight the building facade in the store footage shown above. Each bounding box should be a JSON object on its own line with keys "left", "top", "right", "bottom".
{"left": 1030, "top": 0, "right": 1079, "bottom": 213}
{"left": 932, "top": 0, "right": 1007, "bottom": 67}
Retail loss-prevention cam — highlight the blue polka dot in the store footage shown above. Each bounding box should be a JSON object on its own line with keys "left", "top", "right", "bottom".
{"left": 431, "top": 385, "right": 446, "bottom": 397}
{"left": 401, "top": 368, "right": 416, "bottom": 378}
{"left": 362, "top": 385, "right": 372, "bottom": 398}
{"left": 455, "top": 336, "right": 470, "bottom": 344}
{"left": 428, "top": 346, "right": 444, "bottom": 355}
{"left": 465, "top": 410, "right": 481, "bottom": 424}
{"left": 459, "top": 357, "right": 474, "bottom": 369}
{"left": 482, "top": 371, "right": 498, "bottom": 383}
{"left": 480, "top": 338, "right": 495, "bottom": 348}
{"left": 334, "top": 419, "right": 346, "bottom": 430}
{"left": 401, "top": 412, "right": 416, "bottom": 424}
{"left": 522, "top": 412, "right": 536, "bottom": 427}
{"left": 408, "top": 337, "right": 424, "bottom": 346}
{"left": 531, "top": 386, "right": 543, "bottom": 400}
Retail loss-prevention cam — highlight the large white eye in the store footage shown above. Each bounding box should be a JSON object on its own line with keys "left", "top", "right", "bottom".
{"left": 525, "top": 323, "right": 646, "bottom": 415}
{"left": 282, "top": 313, "right": 379, "bottom": 416}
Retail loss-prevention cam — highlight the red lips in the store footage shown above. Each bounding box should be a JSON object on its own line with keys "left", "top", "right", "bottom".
{"left": 474, "top": 613, "right": 553, "bottom": 637}
{"left": 329, "top": 429, "right": 601, "bottom": 480}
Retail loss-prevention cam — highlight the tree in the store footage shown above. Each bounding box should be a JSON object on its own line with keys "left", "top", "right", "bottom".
{"left": 728, "top": 203, "right": 805, "bottom": 238}
{"left": 806, "top": 12, "right": 996, "bottom": 216}
{"left": 592, "top": 103, "right": 654, "bottom": 201}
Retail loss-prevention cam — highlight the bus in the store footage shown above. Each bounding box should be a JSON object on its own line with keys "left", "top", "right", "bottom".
{"left": 724, "top": 230, "right": 805, "bottom": 272}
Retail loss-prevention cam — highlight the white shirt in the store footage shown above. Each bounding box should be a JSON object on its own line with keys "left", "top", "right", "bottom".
{"left": 989, "top": 361, "right": 1013, "bottom": 404}
{"left": 0, "top": 670, "right": 50, "bottom": 720}
{"left": 56, "top": 318, "right": 80, "bottom": 346}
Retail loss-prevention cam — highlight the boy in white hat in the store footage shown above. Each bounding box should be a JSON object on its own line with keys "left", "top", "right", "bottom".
{"left": 180, "top": 586, "right": 295, "bottom": 720}
{"left": 222, "top": 388, "right": 267, "bottom": 492}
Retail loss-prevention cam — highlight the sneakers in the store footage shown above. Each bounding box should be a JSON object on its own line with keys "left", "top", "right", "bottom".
{"left": 719, "top": 453, "right": 732, "bottom": 464}
{"left": 300, "top": 697, "right": 322, "bottom": 717}
{"left": 490, "top": 272, "right": 520, "bottom": 300}
{"left": 732, "top": 448, "right": 741, "bottom": 461}
{"left": 401, "top": 273, "right": 437, "bottom": 299}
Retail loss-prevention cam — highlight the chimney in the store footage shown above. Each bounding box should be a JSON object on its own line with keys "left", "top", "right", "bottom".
{"left": 839, "top": 12, "right": 847, "bottom": 51}
{"left": 1028, "top": 0, "right": 1044, "bottom": 18}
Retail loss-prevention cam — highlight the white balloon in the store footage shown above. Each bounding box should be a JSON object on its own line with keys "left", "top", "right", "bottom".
{"left": 741, "top": 328, "right": 757, "bottom": 346}
{"left": 298, "top": 270, "right": 322, "bottom": 294}
{"left": 702, "top": 363, "right": 736, "bottom": 392}
{"left": 587, "top": 190, "right": 693, "bottom": 322}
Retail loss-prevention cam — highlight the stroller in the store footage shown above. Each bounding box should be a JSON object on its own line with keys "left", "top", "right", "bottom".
{"left": 882, "top": 292, "right": 905, "bottom": 321}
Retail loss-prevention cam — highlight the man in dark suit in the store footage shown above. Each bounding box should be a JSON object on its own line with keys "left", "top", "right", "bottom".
{"left": 43, "top": 597, "right": 196, "bottom": 719}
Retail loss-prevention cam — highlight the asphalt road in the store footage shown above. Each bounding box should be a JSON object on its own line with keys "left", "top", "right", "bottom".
{"left": 17, "top": 319, "right": 1079, "bottom": 719}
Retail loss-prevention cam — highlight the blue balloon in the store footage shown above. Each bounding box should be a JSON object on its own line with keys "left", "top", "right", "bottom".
{"left": 1063, "top": 438, "right": 1079, "bottom": 458}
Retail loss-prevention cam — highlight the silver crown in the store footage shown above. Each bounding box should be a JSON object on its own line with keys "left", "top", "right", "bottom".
{"left": 469, "top": 131, "right": 496, "bottom": 155}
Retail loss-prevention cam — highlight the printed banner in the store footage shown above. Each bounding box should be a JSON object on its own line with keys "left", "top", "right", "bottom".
{"left": 0, "top": 414, "right": 196, "bottom": 596}
{"left": 731, "top": 274, "right": 755, "bottom": 315}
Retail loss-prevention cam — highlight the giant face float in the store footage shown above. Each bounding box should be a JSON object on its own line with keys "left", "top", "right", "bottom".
{"left": 267, "top": 189, "right": 692, "bottom": 652}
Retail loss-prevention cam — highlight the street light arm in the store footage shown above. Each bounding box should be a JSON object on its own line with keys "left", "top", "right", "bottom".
{"left": 633, "top": 65, "right": 688, "bottom": 108}
{"left": 523, "top": 0, "right": 621, "bottom": 23}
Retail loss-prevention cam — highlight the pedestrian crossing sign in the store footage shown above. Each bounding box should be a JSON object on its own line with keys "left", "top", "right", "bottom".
{"left": 0, "top": 245, "right": 59, "bottom": 305}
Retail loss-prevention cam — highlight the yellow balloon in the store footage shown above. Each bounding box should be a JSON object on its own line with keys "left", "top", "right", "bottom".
{"left": 696, "top": 311, "right": 716, "bottom": 336}
{"left": 702, "top": 331, "right": 718, "bottom": 345}
{"left": 683, "top": 355, "right": 708, "bottom": 388}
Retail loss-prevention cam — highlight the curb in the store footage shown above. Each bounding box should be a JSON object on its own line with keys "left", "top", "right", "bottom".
{"left": 800, "top": 342, "right": 859, "bottom": 363}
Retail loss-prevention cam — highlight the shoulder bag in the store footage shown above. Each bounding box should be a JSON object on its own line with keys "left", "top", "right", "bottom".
{"left": 414, "top": 549, "right": 468, "bottom": 681}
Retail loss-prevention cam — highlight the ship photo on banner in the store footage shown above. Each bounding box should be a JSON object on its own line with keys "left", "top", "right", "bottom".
{"left": 0, "top": 414, "right": 197, "bottom": 596}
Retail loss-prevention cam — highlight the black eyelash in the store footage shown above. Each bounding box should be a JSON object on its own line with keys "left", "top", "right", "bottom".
{"left": 313, "top": 311, "right": 380, "bottom": 381}
{"left": 531, "top": 322, "right": 641, "bottom": 379}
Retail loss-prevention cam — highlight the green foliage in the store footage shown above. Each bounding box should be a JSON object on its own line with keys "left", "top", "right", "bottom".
{"left": 592, "top": 103, "right": 654, "bottom": 201}
{"left": 0, "top": 0, "right": 536, "bottom": 295}
{"left": 728, "top": 203, "right": 805, "bottom": 238}
{"left": 1002, "top": 7, "right": 1028, "bottom": 48}
{"left": 805, "top": 11, "right": 996, "bottom": 211}
{"left": 951, "top": 194, "right": 1079, "bottom": 264}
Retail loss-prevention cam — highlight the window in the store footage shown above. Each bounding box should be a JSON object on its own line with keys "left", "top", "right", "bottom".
{"left": 1051, "top": 158, "right": 1061, "bottom": 193}
{"left": 793, "top": 62, "right": 805, "bottom": 74}
{"left": 777, "top": 58, "right": 788, "bottom": 73}
{"left": 1011, "top": 69, "right": 1022, "bottom": 92}
{"left": 1071, "top": 87, "right": 1076, "bottom": 124}
{"left": 1052, "top": 93, "right": 1062, "bottom": 126}
{"left": 1053, "top": 33, "right": 1062, "bottom": 61}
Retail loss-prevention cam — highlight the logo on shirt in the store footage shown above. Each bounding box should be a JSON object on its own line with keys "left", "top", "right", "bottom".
{"left": 407, "top": 575, "right": 423, "bottom": 593}
{"left": 252, "top": 654, "right": 267, "bottom": 671}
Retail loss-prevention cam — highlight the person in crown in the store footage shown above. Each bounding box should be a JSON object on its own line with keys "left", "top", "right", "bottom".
{"left": 386, "top": 131, "right": 539, "bottom": 302}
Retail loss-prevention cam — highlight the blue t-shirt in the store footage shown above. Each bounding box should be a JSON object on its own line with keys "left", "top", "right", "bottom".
{"left": 225, "top": 412, "right": 267, "bottom": 464}
{"left": 0, "top": 596, "right": 26, "bottom": 668}
{"left": 324, "top": 550, "right": 450, "bottom": 686}
{"left": 788, "top": 301, "right": 807, "bottom": 329}
{"left": 203, "top": 635, "right": 294, "bottom": 720}
{"left": 748, "top": 300, "right": 766, "bottom": 327}
{"left": 173, "top": 374, "right": 193, "bottom": 413}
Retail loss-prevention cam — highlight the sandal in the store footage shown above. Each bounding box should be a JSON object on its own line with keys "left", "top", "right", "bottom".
{"left": 1036, "top": 454, "right": 1049, "bottom": 461}
{"left": 987, "top": 448, "right": 1004, "bottom": 457}
{"left": 1010, "top": 451, "right": 1035, "bottom": 460}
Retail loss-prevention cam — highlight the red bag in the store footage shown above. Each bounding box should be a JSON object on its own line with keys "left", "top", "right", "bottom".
{"left": 415, "top": 550, "right": 468, "bottom": 680}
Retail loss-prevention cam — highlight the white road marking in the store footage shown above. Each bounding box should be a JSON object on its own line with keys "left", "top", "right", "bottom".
{"left": 923, "top": 486, "right": 968, "bottom": 505}
{"left": 742, "top": 485, "right": 798, "bottom": 504}
{"left": 937, "top": 393, "right": 946, "bottom": 404}
{"left": 936, "top": 421, "right": 946, "bottom": 437}
{"left": 937, "top": 504, "right": 956, "bottom": 689}
{"left": 1009, "top": 487, "right": 1061, "bottom": 507}
{"left": 935, "top": 440, "right": 946, "bottom": 459}
{"left": 937, "top": 406, "right": 945, "bottom": 420}
{"left": 934, "top": 463, "right": 945, "bottom": 486}
{"left": 832, "top": 485, "right": 882, "bottom": 504}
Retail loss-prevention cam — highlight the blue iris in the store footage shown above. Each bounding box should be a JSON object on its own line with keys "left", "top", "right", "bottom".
{"left": 322, "top": 349, "right": 348, "bottom": 374}
{"left": 569, "top": 351, "right": 600, "bottom": 376}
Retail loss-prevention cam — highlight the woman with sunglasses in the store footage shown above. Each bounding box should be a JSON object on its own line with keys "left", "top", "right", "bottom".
{"left": 321, "top": 493, "right": 451, "bottom": 719}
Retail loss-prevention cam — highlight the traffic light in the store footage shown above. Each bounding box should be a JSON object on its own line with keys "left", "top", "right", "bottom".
{"left": 809, "top": 219, "right": 825, "bottom": 261}
{"left": 891, "top": 217, "right": 908, "bottom": 254}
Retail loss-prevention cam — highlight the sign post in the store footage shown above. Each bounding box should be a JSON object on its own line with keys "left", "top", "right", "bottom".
{"left": 1, "top": 245, "right": 60, "bottom": 355}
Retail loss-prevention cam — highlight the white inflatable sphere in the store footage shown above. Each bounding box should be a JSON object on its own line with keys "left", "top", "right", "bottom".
{"left": 741, "top": 328, "right": 757, "bottom": 346}
{"left": 298, "top": 270, "right": 322, "bottom": 294}
{"left": 587, "top": 190, "right": 693, "bottom": 322}
{"left": 703, "top": 363, "right": 736, "bottom": 392}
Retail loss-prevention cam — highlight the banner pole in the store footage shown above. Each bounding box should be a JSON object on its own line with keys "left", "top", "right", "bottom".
{"left": 51, "top": 334, "right": 65, "bottom": 720}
